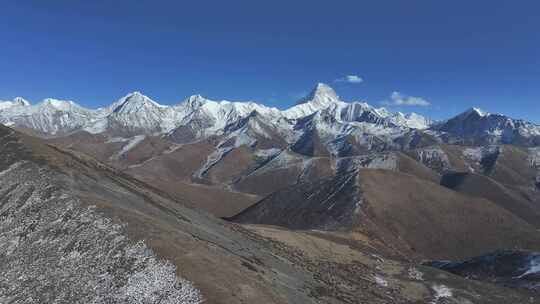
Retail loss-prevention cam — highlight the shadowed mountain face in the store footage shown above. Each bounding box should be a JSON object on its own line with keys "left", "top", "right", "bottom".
{"left": 427, "top": 250, "right": 540, "bottom": 294}
{"left": 441, "top": 172, "right": 540, "bottom": 228}
{"left": 433, "top": 108, "right": 540, "bottom": 146}
{"left": 230, "top": 171, "right": 363, "bottom": 230}
{"left": 233, "top": 169, "right": 540, "bottom": 261}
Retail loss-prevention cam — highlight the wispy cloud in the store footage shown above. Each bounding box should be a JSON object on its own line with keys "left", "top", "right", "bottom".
{"left": 383, "top": 91, "right": 431, "bottom": 107}
{"left": 334, "top": 75, "right": 363, "bottom": 84}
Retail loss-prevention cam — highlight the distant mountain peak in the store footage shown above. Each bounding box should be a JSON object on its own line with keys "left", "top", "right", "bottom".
{"left": 295, "top": 83, "right": 339, "bottom": 106}
{"left": 112, "top": 91, "right": 165, "bottom": 113}
{"left": 462, "top": 107, "right": 488, "bottom": 118}
{"left": 124, "top": 91, "right": 153, "bottom": 102}
{"left": 41, "top": 98, "right": 77, "bottom": 110}
{"left": 184, "top": 94, "right": 209, "bottom": 108}
{"left": 0, "top": 97, "right": 31, "bottom": 110}
{"left": 13, "top": 97, "right": 30, "bottom": 106}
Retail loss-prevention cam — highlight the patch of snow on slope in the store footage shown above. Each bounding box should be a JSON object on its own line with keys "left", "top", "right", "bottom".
{"left": 529, "top": 148, "right": 540, "bottom": 169}
{"left": 529, "top": 148, "right": 540, "bottom": 187}
{"left": 416, "top": 147, "right": 452, "bottom": 173}
{"left": 374, "top": 275, "right": 388, "bottom": 287}
{"left": 336, "top": 153, "right": 398, "bottom": 173}
{"left": 106, "top": 137, "right": 130, "bottom": 143}
{"left": 111, "top": 135, "right": 146, "bottom": 160}
{"left": 194, "top": 147, "right": 234, "bottom": 179}
{"left": 430, "top": 285, "right": 452, "bottom": 304}
{"left": 408, "top": 268, "right": 424, "bottom": 281}
{"left": 247, "top": 151, "right": 304, "bottom": 176}
{"left": 463, "top": 145, "right": 499, "bottom": 163}
{"left": 517, "top": 255, "right": 540, "bottom": 278}
{"left": 254, "top": 148, "right": 282, "bottom": 158}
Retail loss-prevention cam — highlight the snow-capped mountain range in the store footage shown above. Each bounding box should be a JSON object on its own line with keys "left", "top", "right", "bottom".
{"left": 431, "top": 107, "right": 540, "bottom": 146}
{"left": 1, "top": 83, "right": 539, "bottom": 153}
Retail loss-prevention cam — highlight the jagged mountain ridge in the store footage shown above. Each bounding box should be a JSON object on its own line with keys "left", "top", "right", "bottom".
{"left": 432, "top": 107, "right": 540, "bottom": 146}
{"left": 0, "top": 83, "right": 429, "bottom": 139}
{"left": 2, "top": 84, "right": 538, "bottom": 152}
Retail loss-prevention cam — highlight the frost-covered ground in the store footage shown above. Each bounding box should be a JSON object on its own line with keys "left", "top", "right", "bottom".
{"left": 0, "top": 160, "right": 202, "bottom": 304}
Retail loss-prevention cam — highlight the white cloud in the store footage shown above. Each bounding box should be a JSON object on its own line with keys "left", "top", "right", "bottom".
{"left": 383, "top": 91, "right": 431, "bottom": 107}
{"left": 334, "top": 75, "right": 363, "bottom": 84}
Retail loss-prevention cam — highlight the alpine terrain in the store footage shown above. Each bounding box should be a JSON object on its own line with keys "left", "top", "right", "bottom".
{"left": 1, "top": 83, "right": 540, "bottom": 303}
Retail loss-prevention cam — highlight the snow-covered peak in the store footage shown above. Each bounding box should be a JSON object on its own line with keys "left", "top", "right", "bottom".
{"left": 0, "top": 97, "right": 31, "bottom": 110}
{"left": 284, "top": 84, "right": 430, "bottom": 130}
{"left": 387, "top": 112, "right": 431, "bottom": 129}
{"left": 40, "top": 98, "right": 79, "bottom": 111}
{"left": 460, "top": 107, "right": 489, "bottom": 118}
{"left": 179, "top": 94, "right": 281, "bottom": 120}
{"left": 0, "top": 97, "right": 96, "bottom": 135}
{"left": 13, "top": 97, "right": 30, "bottom": 107}
{"left": 472, "top": 107, "right": 487, "bottom": 117}
{"left": 183, "top": 95, "right": 209, "bottom": 109}
{"left": 285, "top": 83, "right": 344, "bottom": 119}
{"left": 375, "top": 107, "right": 391, "bottom": 118}
{"left": 296, "top": 83, "right": 340, "bottom": 107}
{"left": 109, "top": 92, "right": 166, "bottom": 114}
{"left": 432, "top": 106, "right": 540, "bottom": 145}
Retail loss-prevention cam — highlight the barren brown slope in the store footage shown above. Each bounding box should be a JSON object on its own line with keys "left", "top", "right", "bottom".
{"left": 359, "top": 169, "right": 540, "bottom": 260}
{"left": 441, "top": 172, "right": 540, "bottom": 228}
{"left": 242, "top": 225, "right": 539, "bottom": 304}
{"left": 127, "top": 170, "right": 260, "bottom": 217}
{"left": 47, "top": 130, "right": 124, "bottom": 162}
{"left": 48, "top": 131, "right": 259, "bottom": 217}
{"left": 48, "top": 130, "right": 178, "bottom": 169}
{"left": 394, "top": 152, "right": 440, "bottom": 183}
{"left": 0, "top": 125, "right": 321, "bottom": 303}
{"left": 231, "top": 170, "right": 363, "bottom": 230}
{"left": 488, "top": 145, "right": 538, "bottom": 188}
{"left": 232, "top": 168, "right": 540, "bottom": 261}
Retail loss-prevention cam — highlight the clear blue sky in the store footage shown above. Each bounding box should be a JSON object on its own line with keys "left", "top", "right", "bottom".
{"left": 1, "top": 1, "right": 539, "bottom": 122}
